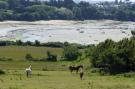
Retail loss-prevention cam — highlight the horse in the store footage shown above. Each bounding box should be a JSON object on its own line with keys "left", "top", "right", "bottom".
{"left": 25, "top": 65, "right": 32, "bottom": 78}
{"left": 79, "top": 67, "right": 84, "bottom": 80}
{"left": 69, "top": 65, "right": 83, "bottom": 74}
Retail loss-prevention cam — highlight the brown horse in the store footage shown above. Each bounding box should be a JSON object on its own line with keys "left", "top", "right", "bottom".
{"left": 69, "top": 65, "right": 83, "bottom": 73}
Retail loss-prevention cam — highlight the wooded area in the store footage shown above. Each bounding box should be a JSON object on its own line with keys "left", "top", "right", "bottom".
{"left": 0, "top": 0, "right": 135, "bottom": 21}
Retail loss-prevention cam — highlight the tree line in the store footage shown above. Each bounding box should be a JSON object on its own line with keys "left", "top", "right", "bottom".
{"left": 0, "top": 40, "right": 83, "bottom": 62}
{"left": 0, "top": 40, "right": 88, "bottom": 49}
{"left": 0, "top": 0, "right": 135, "bottom": 21}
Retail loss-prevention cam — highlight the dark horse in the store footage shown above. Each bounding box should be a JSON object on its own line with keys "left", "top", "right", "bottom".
{"left": 69, "top": 65, "right": 83, "bottom": 73}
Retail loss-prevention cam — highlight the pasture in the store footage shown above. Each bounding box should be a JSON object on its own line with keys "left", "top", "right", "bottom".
{"left": 0, "top": 61, "right": 135, "bottom": 89}
{"left": 0, "top": 69, "right": 135, "bottom": 89}
{"left": 0, "top": 46, "right": 135, "bottom": 89}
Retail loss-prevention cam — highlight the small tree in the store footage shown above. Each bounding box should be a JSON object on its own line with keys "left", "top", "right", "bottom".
{"left": 46, "top": 51, "right": 57, "bottom": 61}
{"left": 25, "top": 41, "right": 32, "bottom": 46}
{"left": 63, "top": 45, "right": 79, "bottom": 61}
{"left": 34, "top": 40, "right": 40, "bottom": 46}
{"left": 25, "top": 53, "right": 33, "bottom": 61}
{"left": 0, "top": 69, "right": 5, "bottom": 75}
{"left": 16, "top": 40, "right": 23, "bottom": 45}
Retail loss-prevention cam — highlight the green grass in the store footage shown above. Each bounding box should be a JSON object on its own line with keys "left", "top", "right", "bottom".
{"left": 0, "top": 70, "right": 135, "bottom": 89}
{"left": 0, "top": 61, "right": 134, "bottom": 89}
{"left": 0, "top": 46, "right": 63, "bottom": 61}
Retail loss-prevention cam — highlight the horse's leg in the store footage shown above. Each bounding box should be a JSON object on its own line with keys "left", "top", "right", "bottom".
{"left": 76, "top": 68, "right": 79, "bottom": 74}
{"left": 80, "top": 72, "right": 83, "bottom": 80}
{"left": 71, "top": 69, "right": 73, "bottom": 73}
{"left": 29, "top": 71, "right": 32, "bottom": 78}
{"left": 26, "top": 71, "right": 28, "bottom": 78}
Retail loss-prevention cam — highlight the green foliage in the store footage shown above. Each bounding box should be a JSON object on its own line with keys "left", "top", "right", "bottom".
{"left": 63, "top": 45, "right": 80, "bottom": 61}
{"left": 34, "top": 40, "right": 40, "bottom": 46}
{"left": 46, "top": 51, "right": 57, "bottom": 61}
{"left": 0, "top": 1, "right": 8, "bottom": 9}
{"left": 55, "top": 7, "right": 74, "bottom": 19}
{"left": 0, "top": 0, "right": 135, "bottom": 21}
{"left": 90, "top": 37, "right": 135, "bottom": 74}
{"left": 16, "top": 40, "right": 23, "bottom": 45}
{"left": 0, "top": 69, "right": 5, "bottom": 75}
{"left": 25, "top": 53, "right": 33, "bottom": 61}
{"left": 123, "top": 72, "right": 135, "bottom": 78}
{"left": 0, "top": 57, "right": 13, "bottom": 61}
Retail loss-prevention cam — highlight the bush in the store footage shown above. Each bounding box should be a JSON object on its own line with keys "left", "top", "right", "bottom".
{"left": 121, "top": 72, "right": 135, "bottom": 78}
{"left": 25, "top": 53, "right": 33, "bottom": 61}
{"left": 46, "top": 51, "right": 57, "bottom": 61}
{"left": 0, "top": 69, "right": 5, "bottom": 75}
{"left": 0, "top": 57, "right": 13, "bottom": 61}
{"left": 7, "top": 58, "right": 13, "bottom": 61}
{"left": 90, "top": 68, "right": 100, "bottom": 73}
{"left": 63, "top": 45, "right": 80, "bottom": 61}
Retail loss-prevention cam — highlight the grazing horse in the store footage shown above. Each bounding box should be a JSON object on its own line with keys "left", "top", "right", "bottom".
{"left": 69, "top": 65, "right": 83, "bottom": 73}
{"left": 25, "top": 65, "right": 32, "bottom": 78}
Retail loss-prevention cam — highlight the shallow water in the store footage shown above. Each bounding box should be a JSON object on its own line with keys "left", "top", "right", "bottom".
{"left": 0, "top": 20, "right": 134, "bottom": 45}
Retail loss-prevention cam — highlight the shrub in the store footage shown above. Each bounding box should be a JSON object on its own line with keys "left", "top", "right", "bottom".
{"left": 46, "top": 51, "right": 57, "bottom": 61}
{"left": 7, "top": 58, "right": 13, "bottom": 61}
{"left": 0, "top": 57, "right": 13, "bottom": 61}
{"left": 0, "top": 69, "right": 5, "bottom": 75}
{"left": 123, "top": 72, "right": 135, "bottom": 78}
{"left": 63, "top": 45, "right": 80, "bottom": 61}
{"left": 25, "top": 53, "right": 33, "bottom": 61}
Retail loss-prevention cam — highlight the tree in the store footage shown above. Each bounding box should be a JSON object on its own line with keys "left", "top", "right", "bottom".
{"left": 63, "top": 45, "right": 79, "bottom": 61}
{"left": 2, "top": 10, "right": 13, "bottom": 20}
{"left": 25, "top": 53, "right": 33, "bottom": 61}
{"left": 25, "top": 5, "right": 57, "bottom": 20}
{"left": 46, "top": 51, "right": 57, "bottom": 61}
{"left": 25, "top": 41, "right": 33, "bottom": 46}
{"left": 7, "top": 0, "right": 20, "bottom": 9}
{"left": 115, "top": 0, "right": 119, "bottom": 4}
{"left": 34, "top": 40, "right": 40, "bottom": 46}
{"left": 16, "top": 40, "right": 23, "bottom": 45}
{"left": 55, "top": 7, "right": 74, "bottom": 19}
{"left": 72, "top": 7, "right": 82, "bottom": 19}
{"left": 63, "top": 0, "right": 76, "bottom": 9}
{"left": 0, "top": 1, "right": 8, "bottom": 9}
{"left": 90, "top": 36, "right": 135, "bottom": 74}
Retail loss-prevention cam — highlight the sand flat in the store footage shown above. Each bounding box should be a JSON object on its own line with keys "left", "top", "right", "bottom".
{"left": 0, "top": 20, "right": 134, "bottom": 44}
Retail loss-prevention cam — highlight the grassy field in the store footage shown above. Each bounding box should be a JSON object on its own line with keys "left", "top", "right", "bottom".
{"left": 0, "top": 69, "right": 135, "bottom": 89}
{"left": 0, "top": 46, "right": 135, "bottom": 89}
{"left": 0, "top": 46, "right": 63, "bottom": 61}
